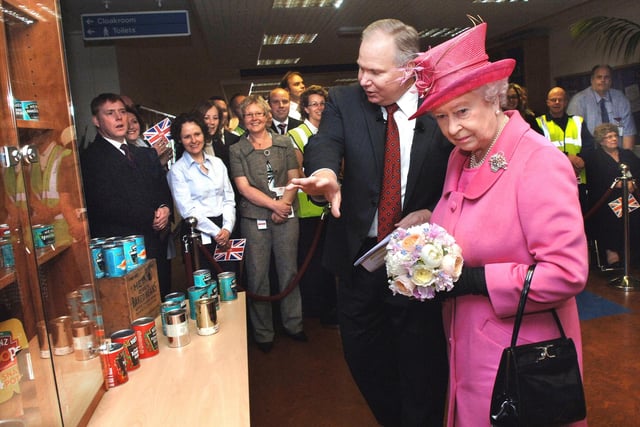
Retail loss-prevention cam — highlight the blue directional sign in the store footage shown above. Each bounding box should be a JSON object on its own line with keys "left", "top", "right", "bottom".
{"left": 81, "top": 10, "right": 190, "bottom": 41}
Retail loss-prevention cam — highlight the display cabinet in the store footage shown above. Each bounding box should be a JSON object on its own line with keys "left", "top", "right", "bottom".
{"left": 0, "top": 0, "right": 105, "bottom": 425}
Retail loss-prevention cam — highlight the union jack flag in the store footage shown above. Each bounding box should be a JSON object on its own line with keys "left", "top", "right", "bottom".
{"left": 214, "top": 238, "right": 246, "bottom": 261}
{"left": 143, "top": 117, "right": 172, "bottom": 146}
{"left": 608, "top": 194, "right": 640, "bottom": 218}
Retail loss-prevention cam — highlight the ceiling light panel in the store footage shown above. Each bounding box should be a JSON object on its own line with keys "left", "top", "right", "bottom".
{"left": 263, "top": 33, "right": 318, "bottom": 45}
{"left": 257, "top": 58, "right": 301, "bottom": 66}
{"left": 419, "top": 27, "right": 468, "bottom": 39}
{"left": 273, "top": 0, "right": 342, "bottom": 8}
{"left": 472, "top": 0, "right": 528, "bottom": 3}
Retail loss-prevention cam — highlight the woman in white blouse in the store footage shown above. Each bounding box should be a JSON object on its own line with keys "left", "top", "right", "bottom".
{"left": 167, "top": 113, "right": 236, "bottom": 269}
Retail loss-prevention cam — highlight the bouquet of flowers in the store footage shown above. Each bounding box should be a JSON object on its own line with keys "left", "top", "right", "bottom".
{"left": 385, "top": 222, "right": 463, "bottom": 301}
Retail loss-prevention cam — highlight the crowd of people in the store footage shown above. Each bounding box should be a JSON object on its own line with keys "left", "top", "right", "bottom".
{"left": 79, "top": 17, "right": 639, "bottom": 426}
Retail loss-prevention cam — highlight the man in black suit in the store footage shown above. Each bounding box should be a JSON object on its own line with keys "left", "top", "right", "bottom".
{"left": 81, "top": 93, "right": 173, "bottom": 297}
{"left": 268, "top": 87, "right": 302, "bottom": 135}
{"left": 291, "top": 19, "right": 452, "bottom": 426}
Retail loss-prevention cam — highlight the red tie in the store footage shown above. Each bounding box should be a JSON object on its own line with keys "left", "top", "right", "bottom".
{"left": 377, "top": 103, "right": 401, "bottom": 241}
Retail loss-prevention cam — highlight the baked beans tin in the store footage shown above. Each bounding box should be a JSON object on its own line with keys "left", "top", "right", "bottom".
{"left": 160, "top": 300, "right": 182, "bottom": 336}
{"left": 187, "top": 286, "right": 209, "bottom": 320}
{"left": 100, "top": 342, "right": 128, "bottom": 388}
{"left": 77, "top": 283, "right": 95, "bottom": 303}
{"left": 125, "top": 235, "right": 146, "bottom": 264}
{"left": 72, "top": 320, "right": 97, "bottom": 361}
{"left": 66, "top": 290, "right": 83, "bottom": 321}
{"left": 165, "top": 309, "right": 190, "bottom": 348}
{"left": 118, "top": 237, "right": 138, "bottom": 271}
{"left": 0, "top": 238, "right": 14, "bottom": 269}
{"left": 131, "top": 317, "right": 159, "bottom": 358}
{"left": 102, "top": 243, "right": 127, "bottom": 277}
{"left": 217, "top": 271, "right": 237, "bottom": 302}
{"left": 165, "top": 291, "right": 187, "bottom": 314}
{"left": 89, "top": 241, "right": 105, "bottom": 278}
{"left": 32, "top": 224, "right": 55, "bottom": 248}
{"left": 22, "top": 101, "right": 39, "bottom": 120}
{"left": 193, "top": 269, "right": 212, "bottom": 288}
{"left": 110, "top": 329, "right": 140, "bottom": 371}
{"left": 195, "top": 297, "right": 219, "bottom": 336}
{"left": 50, "top": 316, "right": 74, "bottom": 356}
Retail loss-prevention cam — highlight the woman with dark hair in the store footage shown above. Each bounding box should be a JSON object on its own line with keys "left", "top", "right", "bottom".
{"left": 125, "top": 105, "right": 173, "bottom": 168}
{"left": 192, "top": 99, "right": 239, "bottom": 169}
{"left": 584, "top": 122, "right": 640, "bottom": 266}
{"left": 504, "top": 83, "right": 542, "bottom": 134}
{"left": 167, "top": 113, "right": 236, "bottom": 270}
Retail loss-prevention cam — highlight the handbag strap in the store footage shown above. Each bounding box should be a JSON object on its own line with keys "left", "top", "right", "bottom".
{"left": 510, "top": 264, "right": 567, "bottom": 348}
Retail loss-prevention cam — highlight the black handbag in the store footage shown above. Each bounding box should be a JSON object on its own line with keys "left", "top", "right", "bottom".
{"left": 490, "top": 265, "right": 587, "bottom": 427}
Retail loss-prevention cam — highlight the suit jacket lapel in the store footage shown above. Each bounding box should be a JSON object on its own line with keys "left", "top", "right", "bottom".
{"left": 361, "top": 93, "right": 386, "bottom": 179}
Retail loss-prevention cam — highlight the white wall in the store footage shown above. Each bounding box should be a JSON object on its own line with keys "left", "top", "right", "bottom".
{"left": 64, "top": 32, "right": 120, "bottom": 149}
{"left": 548, "top": 0, "right": 640, "bottom": 81}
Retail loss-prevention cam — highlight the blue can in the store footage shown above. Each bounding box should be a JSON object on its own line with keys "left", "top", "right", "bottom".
{"left": 160, "top": 300, "right": 182, "bottom": 336}
{"left": 102, "top": 243, "right": 127, "bottom": 277}
{"left": 187, "top": 286, "right": 209, "bottom": 320}
{"left": 193, "top": 269, "right": 212, "bottom": 288}
{"left": 165, "top": 292, "right": 187, "bottom": 315}
{"left": 33, "top": 224, "right": 55, "bottom": 248}
{"left": 217, "top": 272, "right": 237, "bottom": 302}
{"left": 126, "top": 235, "right": 146, "bottom": 264}
{"left": 119, "top": 237, "right": 138, "bottom": 271}
{"left": 0, "top": 238, "right": 14, "bottom": 268}
{"left": 89, "top": 241, "right": 105, "bottom": 278}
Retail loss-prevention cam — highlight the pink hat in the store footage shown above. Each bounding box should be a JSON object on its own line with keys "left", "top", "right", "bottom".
{"left": 409, "top": 23, "right": 515, "bottom": 119}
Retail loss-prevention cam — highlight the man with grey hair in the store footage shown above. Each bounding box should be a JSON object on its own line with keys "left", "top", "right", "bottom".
{"left": 291, "top": 19, "right": 451, "bottom": 426}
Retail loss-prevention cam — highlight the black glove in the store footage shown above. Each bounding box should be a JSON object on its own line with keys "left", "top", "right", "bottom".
{"left": 443, "top": 266, "right": 488, "bottom": 298}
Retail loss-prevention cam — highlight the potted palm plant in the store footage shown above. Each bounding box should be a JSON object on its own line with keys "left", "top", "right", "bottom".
{"left": 570, "top": 17, "right": 640, "bottom": 61}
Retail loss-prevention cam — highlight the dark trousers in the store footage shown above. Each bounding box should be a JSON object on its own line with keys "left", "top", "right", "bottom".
{"left": 337, "top": 241, "right": 448, "bottom": 426}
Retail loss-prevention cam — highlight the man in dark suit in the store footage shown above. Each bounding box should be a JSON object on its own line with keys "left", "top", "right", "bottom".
{"left": 81, "top": 93, "right": 173, "bottom": 297}
{"left": 291, "top": 19, "right": 452, "bottom": 426}
{"left": 268, "top": 87, "right": 302, "bottom": 135}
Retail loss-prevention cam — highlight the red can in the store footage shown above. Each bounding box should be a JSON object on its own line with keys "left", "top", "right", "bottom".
{"left": 100, "top": 342, "right": 128, "bottom": 388}
{"left": 110, "top": 329, "right": 140, "bottom": 371}
{"left": 131, "top": 317, "right": 159, "bottom": 358}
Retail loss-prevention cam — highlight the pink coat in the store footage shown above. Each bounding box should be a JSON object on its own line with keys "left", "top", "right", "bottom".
{"left": 431, "top": 111, "right": 588, "bottom": 427}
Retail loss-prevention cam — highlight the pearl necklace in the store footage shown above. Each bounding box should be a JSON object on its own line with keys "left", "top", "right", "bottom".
{"left": 469, "top": 116, "right": 508, "bottom": 169}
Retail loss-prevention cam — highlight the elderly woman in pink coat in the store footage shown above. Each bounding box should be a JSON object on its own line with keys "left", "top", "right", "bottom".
{"left": 408, "top": 23, "right": 589, "bottom": 426}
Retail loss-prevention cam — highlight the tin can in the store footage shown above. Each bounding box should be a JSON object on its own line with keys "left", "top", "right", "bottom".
{"left": 22, "top": 101, "right": 39, "bottom": 120}
{"left": 0, "top": 238, "right": 14, "bottom": 269}
{"left": 131, "top": 317, "right": 159, "bottom": 358}
{"left": 193, "top": 269, "right": 212, "bottom": 288}
{"left": 32, "top": 224, "right": 55, "bottom": 248}
{"left": 217, "top": 271, "right": 237, "bottom": 302}
{"left": 77, "top": 283, "right": 95, "bottom": 303}
{"left": 110, "top": 329, "right": 140, "bottom": 371}
{"left": 195, "top": 297, "right": 219, "bottom": 336}
{"left": 65, "top": 290, "right": 83, "bottom": 321}
{"left": 126, "top": 235, "right": 146, "bottom": 264}
{"left": 50, "top": 316, "right": 73, "bottom": 356}
{"left": 89, "top": 241, "right": 105, "bottom": 278}
{"left": 165, "top": 309, "right": 190, "bottom": 348}
{"left": 118, "top": 237, "right": 138, "bottom": 271}
{"left": 102, "top": 243, "right": 127, "bottom": 277}
{"left": 0, "top": 224, "right": 9, "bottom": 235}
{"left": 80, "top": 300, "right": 99, "bottom": 323}
{"left": 72, "top": 320, "right": 97, "bottom": 361}
{"left": 164, "top": 291, "right": 187, "bottom": 316}
{"left": 36, "top": 320, "right": 50, "bottom": 359}
{"left": 160, "top": 300, "right": 182, "bottom": 336}
{"left": 187, "top": 286, "right": 209, "bottom": 320}
{"left": 100, "top": 342, "right": 128, "bottom": 387}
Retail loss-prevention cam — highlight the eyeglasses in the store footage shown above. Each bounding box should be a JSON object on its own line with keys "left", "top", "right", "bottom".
{"left": 308, "top": 102, "right": 325, "bottom": 108}
{"left": 244, "top": 112, "right": 266, "bottom": 118}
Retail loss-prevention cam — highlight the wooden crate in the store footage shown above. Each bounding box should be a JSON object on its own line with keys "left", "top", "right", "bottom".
{"left": 95, "top": 259, "right": 161, "bottom": 335}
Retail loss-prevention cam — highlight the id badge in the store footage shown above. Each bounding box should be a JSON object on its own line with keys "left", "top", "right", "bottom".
{"left": 257, "top": 219, "right": 267, "bottom": 230}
